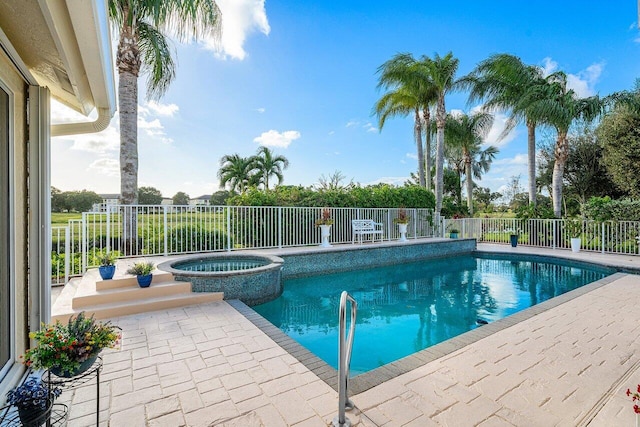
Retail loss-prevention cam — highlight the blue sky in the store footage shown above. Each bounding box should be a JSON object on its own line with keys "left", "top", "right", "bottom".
{"left": 51, "top": 1, "right": 640, "bottom": 200}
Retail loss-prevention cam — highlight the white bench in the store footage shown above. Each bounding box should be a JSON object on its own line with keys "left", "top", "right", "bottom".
{"left": 351, "top": 219, "right": 384, "bottom": 244}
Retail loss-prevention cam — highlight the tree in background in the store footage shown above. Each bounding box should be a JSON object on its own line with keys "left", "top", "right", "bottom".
{"left": 315, "top": 170, "right": 355, "bottom": 191}
{"left": 443, "top": 112, "right": 497, "bottom": 214}
{"left": 527, "top": 72, "right": 603, "bottom": 217}
{"left": 464, "top": 54, "right": 547, "bottom": 207}
{"left": 138, "top": 186, "right": 163, "bottom": 205}
{"left": 253, "top": 146, "right": 289, "bottom": 191}
{"left": 51, "top": 188, "right": 102, "bottom": 212}
{"left": 597, "top": 104, "right": 640, "bottom": 198}
{"left": 423, "top": 52, "right": 461, "bottom": 216}
{"left": 218, "top": 154, "right": 258, "bottom": 194}
{"left": 210, "top": 190, "right": 233, "bottom": 205}
{"left": 374, "top": 53, "right": 438, "bottom": 188}
{"left": 109, "top": 0, "right": 221, "bottom": 205}
{"left": 172, "top": 191, "right": 190, "bottom": 205}
{"left": 473, "top": 187, "right": 502, "bottom": 213}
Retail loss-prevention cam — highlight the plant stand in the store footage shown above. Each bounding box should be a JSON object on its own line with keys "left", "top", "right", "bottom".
{"left": 398, "top": 223, "right": 408, "bottom": 242}
{"left": 319, "top": 225, "right": 332, "bottom": 248}
{"left": 44, "top": 356, "right": 102, "bottom": 427}
{"left": 0, "top": 403, "right": 68, "bottom": 426}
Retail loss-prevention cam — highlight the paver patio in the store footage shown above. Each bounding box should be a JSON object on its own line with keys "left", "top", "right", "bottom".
{"left": 53, "top": 245, "right": 640, "bottom": 426}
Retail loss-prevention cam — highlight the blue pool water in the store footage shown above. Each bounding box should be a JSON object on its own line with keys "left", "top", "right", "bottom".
{"left": 253, "top": 254, "right": 613, "bottom": 374}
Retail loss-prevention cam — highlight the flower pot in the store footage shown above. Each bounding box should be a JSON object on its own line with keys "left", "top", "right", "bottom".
{"left": 137, "top": 274, "right": 153, "bottom": 288}
{"left": 319, "top": 224, "right": 332, "bottom": 248}
{"left": 570, "top": 237, "right": 581, "bottom": 253}
{"left": 98, "top": 265, "right": 115, "bottom": 280}
{"left": 17, "top": 399, "right": 53, "bottom": 427}
{"left": 449, "top": 232, "right": 458, "bottom": 239}
{"left": 51, "top": 353, "right": 99, "bottom": 378}
{"left": 398, "top": 223, "right": 408, "bottom": 242}
{"left": 510, "top": 234, "right": 519, "bottom": 247}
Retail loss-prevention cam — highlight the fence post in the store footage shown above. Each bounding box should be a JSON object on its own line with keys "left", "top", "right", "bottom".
{"left": 413, "top": 208, "right": 417, "bottom": 239}
{"left": 552, "top": 220, "right": 557, "bottom": 249}
{"left": 106, "top": 205, "right": 111, "bottom": 254}
{"left": 278, "top": 207, "right": 282, "bottom": 249}
{"left": 601, "top": 222, "right": 605, "bottom": 254}
{"left": 163, "top": 206, "right": 169, "bottom": 256}
{"left": 226, "top": 207, "right": 232, "bottom": 252}
{"left": 64, "top": 226, "right": 70, "bottom": 285}
{"left": 81, "top": 213, "right": 87, "bottom": 273}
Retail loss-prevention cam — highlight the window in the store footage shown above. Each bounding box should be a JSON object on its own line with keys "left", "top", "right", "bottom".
{"left": 0, "top": 85, "right": 10, "bottom": 378}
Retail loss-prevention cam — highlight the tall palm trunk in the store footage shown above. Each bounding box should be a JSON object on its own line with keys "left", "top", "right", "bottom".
{"left": 435, "top": 96, "right": 446, "bottom": 216}
{"left": 414, "top": 109, "right": 425, "bottom": 187}
{"left": 526, "top": 120, "right": 537, "bottom": 207}
{"left": 464, "top": 153, "right": 473, "bottom": 215}
{"left": 551, "top": 131, "right": 568, "bottom": 217}
{"left": 116, "top": 17, "right": 141, "bottom": 252}
{"left": 423, "top": 107, "right": 432, "bottom": 191}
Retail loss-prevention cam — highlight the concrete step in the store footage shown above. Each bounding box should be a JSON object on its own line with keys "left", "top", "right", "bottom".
{"left": 52, "top": 292, "right": 224, "bottom": 323}
{"left": 72, "top": 280, "right": 192, "bottom": 309}
{"left": 96, "top": 271, "right": 174, "bottom": 291}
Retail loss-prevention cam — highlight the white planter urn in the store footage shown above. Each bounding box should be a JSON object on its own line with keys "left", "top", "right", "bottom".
{"left": 319, "top": 224, "right": 332, "bottom": 248}
{"left": 398, "top": 223, "right": 408, "bottom": 242}
{"left": 570, "top": 237, "right": 581, "bottom": 253}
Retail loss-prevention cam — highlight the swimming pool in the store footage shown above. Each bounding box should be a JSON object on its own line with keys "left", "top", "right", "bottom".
{"left": 253, "top": 254, "right": 613, "bottom": 375}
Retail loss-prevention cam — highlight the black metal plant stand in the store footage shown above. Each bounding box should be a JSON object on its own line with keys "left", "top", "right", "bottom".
{"left": 0, "top": 402, "right": 68, "bottom": 426}
{"left": 44, "top": 356, "right": 103, "bottom": 426}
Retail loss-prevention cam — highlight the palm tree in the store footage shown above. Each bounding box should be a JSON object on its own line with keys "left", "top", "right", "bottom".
{"left": 423, "top": 52, "right": 461, "bottom": 216}
{"left": 374, "top": 53, "right": 438, "bottom": 188}
{"left": 527, "top": 73, "right": 603, "bottom": 217}
{"left": 253, "top": 146, "right": 289, "bottom": 190}
{"left": 109, "top": 0, "right": 222, "bottom": 205}
{"left": 444, "top": 112, "right": 497, "bottom": 214}
{"left": 464, "top": 54, "right": 547, "bottom": 207}
{"left": 218, "top": 154, "right": 256, "bottom": 194}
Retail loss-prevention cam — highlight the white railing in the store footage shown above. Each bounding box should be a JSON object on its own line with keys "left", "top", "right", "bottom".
{"left": 444, "top": 218, "right": 640, "bottom": 255}
{"left": 51, "top": 205, "right": 441, "bottom": 282}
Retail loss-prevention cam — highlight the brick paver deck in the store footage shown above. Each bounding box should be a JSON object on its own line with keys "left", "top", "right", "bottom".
{"left": 55, "top": 246, "right": 640, "bottom": 426}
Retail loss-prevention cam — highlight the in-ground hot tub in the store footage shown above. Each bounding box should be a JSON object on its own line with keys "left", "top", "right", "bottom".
{"left": 158, "top": 253, "right": 284, "bottom": 306}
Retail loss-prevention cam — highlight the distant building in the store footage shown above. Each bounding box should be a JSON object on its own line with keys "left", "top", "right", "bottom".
{"left": 161, "top": 198, "right": 173, "bottom": 206}
{"left": 189, "top": 195, "right": 212, "bottom": 206}
{"left": 92, "top": 193, "right": 120, "bottom": 212}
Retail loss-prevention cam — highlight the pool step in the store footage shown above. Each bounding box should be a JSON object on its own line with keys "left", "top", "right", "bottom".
{"left": 52, "top": 268, "right": 224, "bottom": 324}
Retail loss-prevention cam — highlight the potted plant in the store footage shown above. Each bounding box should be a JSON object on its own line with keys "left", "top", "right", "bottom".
{"left": 6, "top": 376, "right": 61, "bottom": 426}
{"left": 98, "top": 252, "right": 116, "bottom": 280}
{"left": 127, "top": 261, "right": 155, "bottom": 287}
{"left": 448, "top": 227, "right": 459, "bottom": 239}
{"left": 22, "top": 312, "right": 120, "bottom": 378}
{"left": 315, "top": 207, "right": 334, "bottom": 248}
{"left": 393, "top": 208, "right": 409, "bottom": 242}
{"left": 565, "top": 219, "right": 582, "bottom": 252}
{"left": 509, "top": 232, "right": 519, "bottom": 247}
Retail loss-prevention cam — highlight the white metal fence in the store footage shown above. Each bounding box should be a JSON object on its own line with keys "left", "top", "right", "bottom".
{"left": 444, "top": 217, "right": 640, "bottom": 255}
{"left": 51, "top": 208, "right": 640, "bottom": 286}
{"left": 51, "top": 205, "right": 441, "bottom": 284}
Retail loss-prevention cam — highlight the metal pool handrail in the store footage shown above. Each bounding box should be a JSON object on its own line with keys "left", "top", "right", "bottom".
{"left": 333, "top": 291, "right": 357, "bottom": 427}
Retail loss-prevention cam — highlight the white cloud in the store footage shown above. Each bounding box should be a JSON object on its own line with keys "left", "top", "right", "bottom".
{"left": 366, "top": 176, "right": 406, "bottom": 186}
{"left": 328, "top": 130, "right": 335, "bottom": 135}
{"left": 364, "top": 122, "right": 377, "bottom": 133}
{"left": 406, "top": 153, "right": 418, "bottom": 160}
{"left": 145, "top": 100, "right": 179, "bottom": 117}
{"left": 203, "top": 0, "right": 270, "bottom": 60}
{"left": 256, "top": 107, "right": 266, "bottom": 113}
{"left": 88, "top": 158, "right": 119, "bottom": 177}
{"left": 635, "top": 36, "right": 640, "bottom": 44}
{"left": 346, "top": 120, "right": 359, "bottom": 128}
{"left": 253, "top": 130, "right": 300, "bottom": 148}
{"left": 483, "top": 111, "right": 518, "bottom": 148}
{"left": 541, "top": 57, "right": 604, "bottom": 97}
{"left": 477, "top": 153, "right": 529, "bottom": 193}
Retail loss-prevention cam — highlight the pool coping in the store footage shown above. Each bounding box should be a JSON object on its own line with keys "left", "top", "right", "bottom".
{"left": 228, "top": 249, "right": 632, "bottom": 395}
